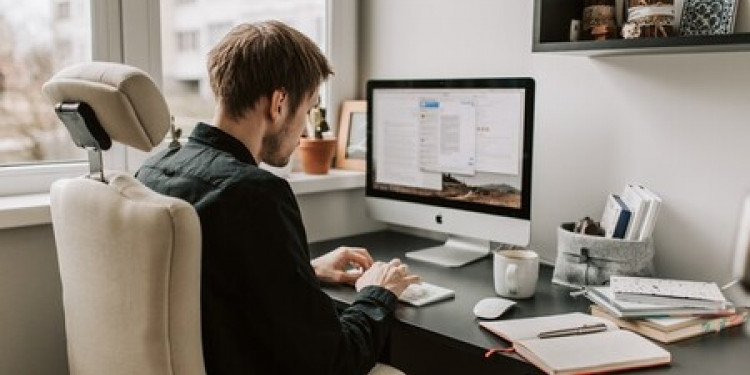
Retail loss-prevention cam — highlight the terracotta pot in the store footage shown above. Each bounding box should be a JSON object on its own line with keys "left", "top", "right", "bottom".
{"left": 298, "top": 138, "right": 337, "bottom": 175}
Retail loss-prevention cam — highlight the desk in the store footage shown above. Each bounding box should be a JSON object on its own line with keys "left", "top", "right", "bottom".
{"left": 310, "top": 230, "right": 750, "bottom": 375}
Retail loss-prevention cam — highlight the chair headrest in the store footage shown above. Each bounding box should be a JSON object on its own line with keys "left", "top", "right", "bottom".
{"left": 42, "top": 62, "right": 170, "bottom": 152}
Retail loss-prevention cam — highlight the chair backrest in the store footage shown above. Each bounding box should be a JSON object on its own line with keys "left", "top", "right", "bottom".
{"left": 43, "top": 62, "right": 205, "bottom": 375}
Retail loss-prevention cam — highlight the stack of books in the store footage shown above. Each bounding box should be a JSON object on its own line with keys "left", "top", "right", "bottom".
{"left": 590, "top": 305, "right": 747, "bottom": 344}
{"left": 600, "top": 184, "right": 661, "bottom": 240}
{"left": 585, "top": 276, "right": 747, "bottom": 343}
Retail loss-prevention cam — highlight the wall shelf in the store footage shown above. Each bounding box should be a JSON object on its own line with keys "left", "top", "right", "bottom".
{"left": 534, "top": 0, "right": 750, "bottom": 56}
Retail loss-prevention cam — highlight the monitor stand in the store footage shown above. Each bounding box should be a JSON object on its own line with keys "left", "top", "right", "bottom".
{"left": 405, "top": 235, "right": 490, "bottom": 268}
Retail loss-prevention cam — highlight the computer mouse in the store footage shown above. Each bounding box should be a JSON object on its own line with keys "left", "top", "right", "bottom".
{"left": 472, "top": 297, "right": 516, "bottom": 319}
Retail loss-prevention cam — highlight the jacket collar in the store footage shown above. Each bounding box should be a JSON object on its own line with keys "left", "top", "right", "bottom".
{"left": 189, "top": 122, "right": 257, "bottom": 165}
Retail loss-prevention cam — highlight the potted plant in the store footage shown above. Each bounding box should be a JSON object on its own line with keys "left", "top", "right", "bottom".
{"left": 298, "top": 105, "right": 337, "bottom": 174}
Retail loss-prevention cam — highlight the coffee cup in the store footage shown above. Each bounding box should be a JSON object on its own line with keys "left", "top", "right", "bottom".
{"left": 493, "top": 249, "right": 539, "bottom": 299}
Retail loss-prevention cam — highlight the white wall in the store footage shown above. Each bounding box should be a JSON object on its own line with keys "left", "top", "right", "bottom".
{"left": 0, "top": 225, "right": 67, "bottom": 375}
{"left": 299, "top": 188, "right": 385, "bottom": 243}
{"left": 360, "top": 0, "right": 750, "bottom": 283}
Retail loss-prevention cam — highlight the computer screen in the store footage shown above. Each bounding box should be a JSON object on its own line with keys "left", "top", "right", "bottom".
{"left": 366, "top": 78, "right": 535, "bottom": 267}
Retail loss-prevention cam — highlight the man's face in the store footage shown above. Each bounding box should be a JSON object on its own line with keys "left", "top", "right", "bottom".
{"left": 261, "top": 90, "right": 319, "bottom": 167}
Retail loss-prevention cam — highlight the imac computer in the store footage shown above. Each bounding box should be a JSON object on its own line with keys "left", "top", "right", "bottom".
{"left": 365, "top": 78, "right": 535, "bottom": 267}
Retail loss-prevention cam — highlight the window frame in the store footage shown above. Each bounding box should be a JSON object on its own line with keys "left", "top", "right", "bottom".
{"left": 0, "top": 0, "right": 357, "bottom": 197}
{"left": 0, "top": 0, "right": 127, "bottom": 197}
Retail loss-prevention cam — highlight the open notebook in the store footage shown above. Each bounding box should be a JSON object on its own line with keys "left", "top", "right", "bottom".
{"left": 480, "top": 312, "right": 671, "bottom": 375}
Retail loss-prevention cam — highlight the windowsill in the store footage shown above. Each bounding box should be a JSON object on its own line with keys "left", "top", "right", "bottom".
{"left": 287, "top": 169, "right": 365, "bottom": 195}
{"left": 0, "top": 193, "right": 52, "bottom": 230}
{"left": 0, "top": 169, "right": 365, "bottom": 230}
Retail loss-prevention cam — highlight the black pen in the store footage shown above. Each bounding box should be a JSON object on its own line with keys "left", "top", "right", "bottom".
{"left": 537, "top": 323, "right": 608, "bottom": 339}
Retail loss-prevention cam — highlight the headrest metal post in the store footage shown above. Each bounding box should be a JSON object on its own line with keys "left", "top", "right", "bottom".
{"left": 87, "top": 149, "right": 106, "bottom": 182}
{"left": 168, "top": 115, "right": 182, "bottom": 149}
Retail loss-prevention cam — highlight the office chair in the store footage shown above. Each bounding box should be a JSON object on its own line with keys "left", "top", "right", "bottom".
{"left": 42, "top": 62, "right": 405, "bottom": 375}
{"left": 42, "top": 62, "right": 205, "bottom": 375}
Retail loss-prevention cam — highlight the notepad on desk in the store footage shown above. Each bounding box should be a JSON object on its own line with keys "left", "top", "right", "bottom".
{"left": 480, "top": 312, "right": 671, "bottom": 375}
{"left": 611, "top": 276, "right": 730, "bottom": 309}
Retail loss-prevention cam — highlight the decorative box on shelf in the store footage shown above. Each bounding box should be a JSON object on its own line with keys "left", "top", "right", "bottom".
{"left": 534, "top": 0, "right": 750, "bottom": 56}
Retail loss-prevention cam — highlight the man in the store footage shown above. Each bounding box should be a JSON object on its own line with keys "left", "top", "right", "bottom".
{"left": 136, "top": 21, "right": 419, "bottom": 375}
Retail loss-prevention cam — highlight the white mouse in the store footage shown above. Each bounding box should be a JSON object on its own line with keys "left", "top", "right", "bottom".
{"left": 472, "top": 297, "right": 516, "bottom": 319}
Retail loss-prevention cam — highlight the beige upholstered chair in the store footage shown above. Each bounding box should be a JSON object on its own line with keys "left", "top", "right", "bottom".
{"left": 43, "top": 62, "right": 205, "bottom": 375}
{"left": 42, "top": 61, "right": 405, "bottom": 375}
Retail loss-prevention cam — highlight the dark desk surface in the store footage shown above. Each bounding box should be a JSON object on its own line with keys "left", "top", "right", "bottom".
{"left": 310, "top": 230, "right": 750, "bottom": 375}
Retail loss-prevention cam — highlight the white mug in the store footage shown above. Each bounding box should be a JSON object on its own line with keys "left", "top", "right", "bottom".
{"left": 493, "top": 249, "right": 539, "bottom": 299}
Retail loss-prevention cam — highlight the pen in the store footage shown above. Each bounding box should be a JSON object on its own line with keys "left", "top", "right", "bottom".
{"left": 537, "top": 323, "right": 608, "bottom": 339}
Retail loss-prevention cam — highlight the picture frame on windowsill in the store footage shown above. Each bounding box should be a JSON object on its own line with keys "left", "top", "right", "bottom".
{"left": 335, "top": 100, "right": 367, "bottom": 171}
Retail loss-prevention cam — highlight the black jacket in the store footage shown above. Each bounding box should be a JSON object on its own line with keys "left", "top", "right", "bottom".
{"left": 136, "top": 123, "right": 396, "bottom": 375}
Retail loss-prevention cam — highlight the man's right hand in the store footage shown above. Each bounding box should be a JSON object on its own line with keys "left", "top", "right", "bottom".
{"left": 355, "top": 258, "right": 420, "bottom": 297}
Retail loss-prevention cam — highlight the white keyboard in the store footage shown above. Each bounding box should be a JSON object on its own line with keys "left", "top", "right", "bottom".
{"left": 398, "top": 282, "right": 455, "bottom": 306}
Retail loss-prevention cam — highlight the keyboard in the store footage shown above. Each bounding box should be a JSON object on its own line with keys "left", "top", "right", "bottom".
{"left": 398, "top": 282, "right": 455, "bottom": 306}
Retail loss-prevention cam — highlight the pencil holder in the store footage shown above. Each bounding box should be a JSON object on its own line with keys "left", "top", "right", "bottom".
{"left": 552, "top": 222, "right": 655, "bottom": 288}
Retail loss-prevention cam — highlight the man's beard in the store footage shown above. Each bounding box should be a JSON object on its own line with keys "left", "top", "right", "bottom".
{"left": 261, "top": 125, "right": 292, "bottom": 167}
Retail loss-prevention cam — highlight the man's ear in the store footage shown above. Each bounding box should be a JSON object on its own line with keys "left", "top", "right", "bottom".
{"left": 269, "top": 89, "right": 287, "bottom": 123}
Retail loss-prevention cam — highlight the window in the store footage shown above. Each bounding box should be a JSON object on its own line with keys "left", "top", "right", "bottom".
{"left": 176, "top": 30, "right": 200, "bottom": 52}
{"left": 0, "top": 0, "right": 130, "bottom": 196}
{"left": 207, "top": 22, "right": 233, "bottom": 47}
{"left": 55, "top": 0, "right": 71, "bottom": 20}
{"left": 0, "top": 0, "right": 342, "bottom": 197}
{"left": 159, "top": 0, "right": 327, "bottom": 137}
{"left": 0, "top": 1, "right": 91, "bottom": 167}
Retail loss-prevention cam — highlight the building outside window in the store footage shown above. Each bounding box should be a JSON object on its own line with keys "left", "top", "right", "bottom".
{"left": 0, "top": 0, "right": 90, "bottom": 167}
{"left": 55, "top": 0, "right": 71, "bottom": 20}
{"left": 207, "top": 22, "right": 233, "bottom": 47}
{"left": 176, "top": 30, "right": 200, "bottom": 52}
{"left": 160, "top": 0, "right": 326, "bottom": 136}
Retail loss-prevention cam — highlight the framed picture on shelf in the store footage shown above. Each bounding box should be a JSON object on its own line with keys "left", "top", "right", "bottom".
{"left": 335, "top": 100, "right": 367, "bottom": 171}
{"left": 679, "top": 0, "right": 738, "bottom": 36}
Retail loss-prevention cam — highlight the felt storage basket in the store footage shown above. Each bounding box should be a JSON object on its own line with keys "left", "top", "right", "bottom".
{"left": 552, "top": 222, "right": 655, "bottom": 288}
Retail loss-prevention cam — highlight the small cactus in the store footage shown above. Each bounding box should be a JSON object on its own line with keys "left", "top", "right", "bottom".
{"left": 307, "top": 106, "right": 329, "bottom": 139}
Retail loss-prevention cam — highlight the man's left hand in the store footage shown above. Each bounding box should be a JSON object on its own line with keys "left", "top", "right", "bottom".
{"left": 311, "top": 246, "right": 374, "bottom": 285}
